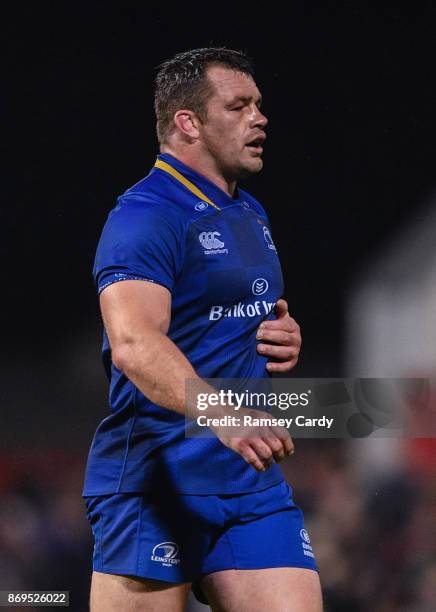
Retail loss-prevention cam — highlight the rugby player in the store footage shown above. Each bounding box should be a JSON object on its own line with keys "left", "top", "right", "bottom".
{"left": 83, "top": 47, "right": 323, "bottom": 611}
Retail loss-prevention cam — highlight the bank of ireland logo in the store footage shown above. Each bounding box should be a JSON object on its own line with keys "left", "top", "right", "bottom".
{"left": 252, "top": 278, "right": 269, "bottom": 296}
{"left": 195, "top": 201, "right": 209, "bottom": 211}
{"left": 151, "top": 542, "right": 180, "bottom": 567}
{"left": 199, "top": 231, "right": 228, "bottom": 255}
{"left": 263, "top": 226, "right": 277, "bottom": 251}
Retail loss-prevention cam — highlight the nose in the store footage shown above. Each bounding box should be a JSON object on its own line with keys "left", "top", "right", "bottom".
{"left": 251, "top": 105, "right": 268, "bottom": 129}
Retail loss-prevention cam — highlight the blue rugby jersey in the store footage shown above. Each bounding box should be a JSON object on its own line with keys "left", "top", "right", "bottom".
{"left": 83, "top": 153, "right": 285, "bottom": 495}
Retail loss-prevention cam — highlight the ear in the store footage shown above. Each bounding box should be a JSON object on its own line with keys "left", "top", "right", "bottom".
{"left": 173, "top": 110, "right": 201, "bottom": 139}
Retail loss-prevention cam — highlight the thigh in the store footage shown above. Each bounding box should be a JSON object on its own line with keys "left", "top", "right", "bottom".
{"left": 201, "top": 567, "right": 322, "bottom": 612}
{"left": 85, "top": 491, "right": 221, "bottom": 583}
{"left": 193, "top": 481, "right": 321, "bottom": 608}
{"left": 199, "top": 482, "right": 318, "bottom": 579}
{"left": 90, "top": 571, "right": 191, "bottom": 612}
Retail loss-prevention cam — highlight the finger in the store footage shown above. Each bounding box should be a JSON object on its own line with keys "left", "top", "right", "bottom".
{"left": 257, "top": 328, "right": 296, "bottom": 346}
{"left": 261, "top": 434, "right": 286, "bottom": 461}
{"left": 271, "top": 427, "right": 295, "bottom": 455}
{"left": 274, "top": 298, "right": 289, "bottom": 319}
{"left": 238, "top": 443, "right": 269, "bottom": 472}
{"left": 257, "top": 344, "right": 298, "bottom": 359}
{"left": 260, "top": 316, "right": 300, "bottom": 333}
{"left": 249, "top": 438, "right": 274, "bottom": 464}
{"left": 266, "top": 359, "right": 298, "bottom": 373}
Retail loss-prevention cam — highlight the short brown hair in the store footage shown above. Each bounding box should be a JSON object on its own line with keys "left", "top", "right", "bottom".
{"left": 154, "top": 47, "right": 255, "bottom": 144}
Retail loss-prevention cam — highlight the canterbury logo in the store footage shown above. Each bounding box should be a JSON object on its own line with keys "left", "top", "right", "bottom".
{"left": 199, "top": 231, "right": 225, "bottom": 250}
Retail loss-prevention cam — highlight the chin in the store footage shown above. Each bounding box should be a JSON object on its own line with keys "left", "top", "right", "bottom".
{"left": 245, "top": 158, "right": 264, "bottom": 175}
{"left": 253, "top": 158, "right": 264, "bottom": 172}
{"left": 234, "top": 158, "right": 264, "bottom": 180}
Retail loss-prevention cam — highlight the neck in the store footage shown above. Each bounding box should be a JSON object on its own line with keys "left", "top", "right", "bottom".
{"left": 160, "top": 144, "right": 237, "bottom": 198}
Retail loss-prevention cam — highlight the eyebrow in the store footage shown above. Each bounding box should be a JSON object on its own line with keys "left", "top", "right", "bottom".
{"left": 227, "top": 95, "right": 263, "bottom": 107}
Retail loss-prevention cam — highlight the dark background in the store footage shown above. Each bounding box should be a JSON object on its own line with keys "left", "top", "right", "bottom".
{"left": 2, "top": 3, "right": 436, "bottom": 609}
{"left": 3, "top": 0, "right": 436, "bottom": 461}
{"left": 4, "top": 2, "right": 435, "bottom": 383}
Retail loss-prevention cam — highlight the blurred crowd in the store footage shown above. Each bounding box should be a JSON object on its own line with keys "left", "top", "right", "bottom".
{"left": 286, "top": 439, "right": 436, "bottom": 612}
{"left": 0, "top": 441, "right": 435, "bottom": 612}
{"left": 0, "top": 451, "right": 92, "bottom": 611}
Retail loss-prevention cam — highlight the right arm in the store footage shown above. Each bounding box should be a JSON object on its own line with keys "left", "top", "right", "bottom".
{"left": 100, "top": 279, "right": 293, "bottom": 471}
{"left": 100, "top": 279, "right": 197, "bottom": 416}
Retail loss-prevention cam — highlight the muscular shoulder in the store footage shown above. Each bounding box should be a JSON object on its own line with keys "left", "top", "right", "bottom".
{"left": 119, "top": 169, "right": 206, "bottom": 225}
{"left": 111, "top": 173, "right": 187, "bottom": 231}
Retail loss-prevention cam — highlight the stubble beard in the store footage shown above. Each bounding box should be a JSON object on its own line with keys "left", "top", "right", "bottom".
{"left": 200, "top": 124, "right": 264, "bottom": 183}
{"left": 207, "top": 141, "right": 264, "bottom": 183}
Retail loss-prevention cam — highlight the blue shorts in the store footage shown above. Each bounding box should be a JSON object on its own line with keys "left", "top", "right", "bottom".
{"left": 84, "top": 480, "right": 317, "bottom": 604}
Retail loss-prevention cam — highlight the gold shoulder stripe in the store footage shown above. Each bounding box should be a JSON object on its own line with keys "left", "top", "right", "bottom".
{"left": 154, "top": 159, "right": 221, "bottom": 210}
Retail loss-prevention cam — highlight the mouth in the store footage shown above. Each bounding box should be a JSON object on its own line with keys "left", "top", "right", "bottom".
{"left": 245, "top": 135, "right": 266, "bottom": 154}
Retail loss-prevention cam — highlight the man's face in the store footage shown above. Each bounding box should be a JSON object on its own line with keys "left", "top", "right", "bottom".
{"left": 197, "top": 65, "right": 268, "bottom": 181}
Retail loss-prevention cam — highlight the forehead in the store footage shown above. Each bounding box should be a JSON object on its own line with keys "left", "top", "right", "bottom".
{"left": 205, "top": 65, "right": 261, "bottom": 102}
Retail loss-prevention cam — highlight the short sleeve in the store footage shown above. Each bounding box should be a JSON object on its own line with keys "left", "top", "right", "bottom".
{"left": 93, "top": 196, "right": 185, "bottom": 295}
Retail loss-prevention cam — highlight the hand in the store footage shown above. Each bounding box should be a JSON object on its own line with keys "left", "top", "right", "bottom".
{"left": 256, "top": 299, "right": 301, "bottom": 373}
{"left": 210, "top": 407, "right": 295, "bottom": 472}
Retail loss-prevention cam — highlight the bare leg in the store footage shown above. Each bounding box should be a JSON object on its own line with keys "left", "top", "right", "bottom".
{"left": 90, "top": 571, "right": 191, "bottom": 612}
{"left": 200, "top": 567, "right": 323, "bottom": 612}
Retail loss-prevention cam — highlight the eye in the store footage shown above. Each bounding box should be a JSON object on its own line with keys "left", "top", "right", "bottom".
{"left": 231, "top": 106, "right": 244, "bottom": 111}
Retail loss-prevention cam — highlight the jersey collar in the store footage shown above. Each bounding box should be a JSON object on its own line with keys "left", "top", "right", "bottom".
{"left": 155, "top": 153, "right": 241, "bottom": 209}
